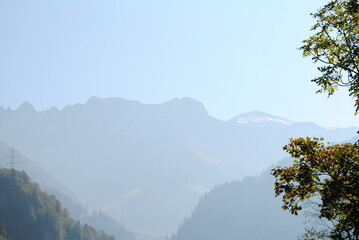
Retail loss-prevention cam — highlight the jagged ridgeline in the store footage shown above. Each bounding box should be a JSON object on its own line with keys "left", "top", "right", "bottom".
{"left": 0, "top": 168, "right": 114, "bottom": 240}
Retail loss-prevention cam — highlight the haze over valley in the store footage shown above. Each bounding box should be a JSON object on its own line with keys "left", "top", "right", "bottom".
{"left": 1, "top": 0, "right": 358, "bottom": 239}
{"left": 0, "top": 97, "right": 356, "bottom": 239}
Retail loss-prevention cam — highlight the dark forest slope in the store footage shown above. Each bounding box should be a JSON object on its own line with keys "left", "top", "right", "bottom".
{"left": 0, "top": 168, "right": 113, "bottom": 240}
{"left": 0, "top": 142, "right": 136, "bottom": 240}
{"left": 172, "top": 162, "right": 306, "bottom": 240}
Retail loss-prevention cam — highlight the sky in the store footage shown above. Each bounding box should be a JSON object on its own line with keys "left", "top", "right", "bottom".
{"left": 0, "top": 0, "right": 358, "bottom": 128}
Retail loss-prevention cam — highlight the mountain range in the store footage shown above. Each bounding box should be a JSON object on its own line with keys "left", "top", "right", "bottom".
{"left": 0, "top": 97, "right": 356, "bottom": 238}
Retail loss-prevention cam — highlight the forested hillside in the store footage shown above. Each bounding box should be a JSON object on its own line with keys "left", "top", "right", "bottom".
{"left": 0, "top": 142, "right": 136, "bottom": 240}
{"left": 0, "top": 168, "right": 114, "bottom": 240}
{"left": 172, "top": 161, "right": 305, "bottom": 240}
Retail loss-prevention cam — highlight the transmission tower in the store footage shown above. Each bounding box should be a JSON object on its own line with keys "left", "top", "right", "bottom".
{"left": 6, "top": 146, "right": 19, "bottom": 170}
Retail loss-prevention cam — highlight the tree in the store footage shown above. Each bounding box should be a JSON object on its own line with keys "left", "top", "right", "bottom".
{"left": 272, "top": 137, "right": 359, "bottom": 239}
{"left": 271, "top": 0, "right": 359, "bottom": 239}
{"left": 300, "top": 0, "right": 359, "bottom": 111}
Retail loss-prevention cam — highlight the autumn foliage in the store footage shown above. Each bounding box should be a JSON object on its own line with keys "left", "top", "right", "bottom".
{"left": 272, "top": 0, "right": 359, "bottom": 239}
{"left": 272, "top": 137, "right": 359, "bottom": 239}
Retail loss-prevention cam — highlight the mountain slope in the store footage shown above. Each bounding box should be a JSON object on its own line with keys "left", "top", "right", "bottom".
{"left": 0, "top": 168, "right": 114, "bottom": 240}
{"left": 0, "top": 141, "right": 80, "bottom": 212}
{"left": 0, "top": 142, "right": 136, "bottom": 240}
{"left": 172, "top": 160, "right": 306, "bottom": 240}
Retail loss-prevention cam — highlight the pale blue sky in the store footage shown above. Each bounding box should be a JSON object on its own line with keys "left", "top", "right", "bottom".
{"left": 0, "top": 0, "right": 357, "bottom": 127}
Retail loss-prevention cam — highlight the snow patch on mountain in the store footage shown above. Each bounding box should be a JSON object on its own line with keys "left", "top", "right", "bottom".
{"left": 253, "top": 116, "right": 292, "bottom": 125}
{"left": 229, "top": 111, "right": 293, "bottom": 126}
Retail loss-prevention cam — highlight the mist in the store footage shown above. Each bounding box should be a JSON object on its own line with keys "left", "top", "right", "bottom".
{"left": 1, "top": 0, "right": 358, "bottom": 240}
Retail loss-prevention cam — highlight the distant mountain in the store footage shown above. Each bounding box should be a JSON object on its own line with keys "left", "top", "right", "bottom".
{"left": 0, "top": 97, "right": 356, "bottom": 238}
{"left": 85, "top": 212, "right": 137, "bottom": 240}
{"left": 0, "top": 168, "right": 114, "bottom": 240}
{"left": 102, "top": 174, "right": 208, "bottom": 240}
{"left": 172, "top": 160, "right": 306, "bottom": 240}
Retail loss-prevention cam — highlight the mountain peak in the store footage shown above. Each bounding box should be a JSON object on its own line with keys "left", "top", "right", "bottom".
{"left": 229, "top": 111, "right": 293, "bottom": 126}
{"left": 164, "top": 97, "right": 202, "bottom": 105}
{"left": 163, "top": 97, "right": 208, "bottom": 116}
{"left": 44, "top": 106, "right": 60, "bottom": 115}
{"left": 87, "top": 96, "right": 101, "bottom": 103}
{"left": 16, "top": 101, "right": 37, "bottom": 113}
{"left": 85, "top": 96, "right": 140, "bottom": 107}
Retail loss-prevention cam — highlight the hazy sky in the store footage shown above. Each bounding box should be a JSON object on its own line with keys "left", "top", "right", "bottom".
{"left": 1, "top": 0, "right": 358, "bottom": 127}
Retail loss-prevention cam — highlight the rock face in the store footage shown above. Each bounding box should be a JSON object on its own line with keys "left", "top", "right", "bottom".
{"left": 0, "top": 97, "right": 356, "bottom": 237}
